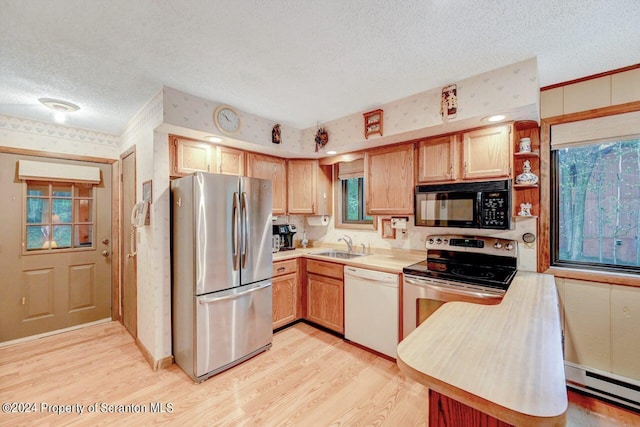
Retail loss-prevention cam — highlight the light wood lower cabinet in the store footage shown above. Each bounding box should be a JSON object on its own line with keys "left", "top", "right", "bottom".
{"left": 305, "top": 259, "right": 344, "bottom": 334}
{"left": 272, "top": 259, "right": 299, "bottom": 329}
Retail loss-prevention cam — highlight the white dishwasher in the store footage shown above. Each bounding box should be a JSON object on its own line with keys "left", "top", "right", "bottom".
{"left": 344, "top": 266, "right": 399, "bottom": 358}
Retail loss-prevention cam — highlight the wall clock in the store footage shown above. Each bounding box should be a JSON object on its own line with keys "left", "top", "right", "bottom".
{"left": 214, "top": 105, "right": 241, "bottom": 135}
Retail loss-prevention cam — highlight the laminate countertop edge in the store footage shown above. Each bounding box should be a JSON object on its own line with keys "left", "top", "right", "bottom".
{"left": 396, "top": 271, "right": 568, "bottom": 426}
{"left": 273, "top": 248, "right": 425, "bottom": 274}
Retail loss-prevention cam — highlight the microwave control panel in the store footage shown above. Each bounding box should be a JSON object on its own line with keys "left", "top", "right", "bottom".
{"left": 480, "top": 192, "right": 509, "bottom": 228}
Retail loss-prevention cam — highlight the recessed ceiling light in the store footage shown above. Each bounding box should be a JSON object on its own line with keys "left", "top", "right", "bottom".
{"left": 204, "top": 135, "right": 223, "bottom": 143}
{"left": 483, "top": 114, "right": 507, "bottom": 123}
{"left": 327, "top": 150, "right": 337, "bottom": 155}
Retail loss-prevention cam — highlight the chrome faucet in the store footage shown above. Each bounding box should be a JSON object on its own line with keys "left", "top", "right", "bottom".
{"left": 338, "top": 235, "right": 353, "bottom": 252}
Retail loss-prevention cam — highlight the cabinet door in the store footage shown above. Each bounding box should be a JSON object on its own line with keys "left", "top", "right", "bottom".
{"left": 217, "top": 146, "right": 245, "bottom": 176}
{"left": 365, "top": 144, "right": 414, "bottom": 215}
{"left": 272, "top": 272, "right": 297, "bottom": 329}
{"left": 287, "top": 159, "right": 318, "bottom": 214}
{"left": 307, "top": 273, "right": 344, "bottom": 333}
{"left": 462, "top": 125, "right": 511, "bottom": 180}
{"left": 417, "top": 135, "right": 458, "bottom": 183}
{"left": 174, "top": 138, "right": 213, "bottom": 175}
{"left": 246, "top": 153, "right": 287, "bottom": 215}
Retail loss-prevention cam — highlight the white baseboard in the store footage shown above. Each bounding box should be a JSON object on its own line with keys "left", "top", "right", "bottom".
{"left": 565, "top": 361, "right": 640, "bottom": 411}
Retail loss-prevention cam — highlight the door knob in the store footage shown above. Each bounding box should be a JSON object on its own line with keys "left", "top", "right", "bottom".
{"left": 102, "top": 250, "right": 110, "bottom": 258}
{"left": 102, "top": 238, "right": 110, "bottom": 245}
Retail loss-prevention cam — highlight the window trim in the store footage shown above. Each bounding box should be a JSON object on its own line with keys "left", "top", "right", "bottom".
{"left": 22, "top": 180, "right": 97, "bottom": 255}
{"left": 550, "top": 146, "right": 640, "bottom": 274}
{"left": 540, "top": 102, "right": 640, "bottom": 277}
{"left": 333, "top": 166, "right": 377, "bottom": 231}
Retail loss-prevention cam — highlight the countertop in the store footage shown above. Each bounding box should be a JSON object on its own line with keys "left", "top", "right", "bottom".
{"left": 396, "top": 271, "right": 567, "bottom": 426}
{"left": 272, "top": 247, "right": 425, "bottom": 274}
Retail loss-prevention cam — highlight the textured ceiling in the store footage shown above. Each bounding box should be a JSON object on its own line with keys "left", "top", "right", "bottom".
{"left": 1, "top": 0, "right": 639, "bottom": 135}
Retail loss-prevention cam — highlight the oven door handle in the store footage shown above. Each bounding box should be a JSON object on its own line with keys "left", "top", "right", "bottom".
{"left": 404, "top": 276, "right": 502, "bottom": 299}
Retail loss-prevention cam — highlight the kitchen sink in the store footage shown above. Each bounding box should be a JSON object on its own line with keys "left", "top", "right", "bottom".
{"left": 312, "top": 250, "right": 370, "bottom": 259}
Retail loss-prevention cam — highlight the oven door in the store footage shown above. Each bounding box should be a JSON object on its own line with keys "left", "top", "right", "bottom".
{"left": 402, "top": 274, "right": 503, "bottom": 339}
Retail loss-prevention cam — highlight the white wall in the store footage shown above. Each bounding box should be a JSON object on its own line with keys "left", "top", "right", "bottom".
{"left": 118, "top": 90, "right": 168, "bottom": 359}
{"left": 300, "top": 57, "right": 539, "bottom": 157}
{"left": 0, "top": 114, "right": 120, "bottom": 159}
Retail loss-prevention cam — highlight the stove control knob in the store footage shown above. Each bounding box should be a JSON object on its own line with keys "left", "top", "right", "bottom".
{"left": 436, "top": 238, "right": 443, "bottom": 244}
{"left": 493, "top": 242, "right": 503, "bottom": 249}
{"left": 443, "top": 239, "right": 449, "bottom": 244}
{"left": 505, "top": 243, "right": 514, "bottom": 251}
{"left": 428, "top": 238, "right": 434, "bottom": 244}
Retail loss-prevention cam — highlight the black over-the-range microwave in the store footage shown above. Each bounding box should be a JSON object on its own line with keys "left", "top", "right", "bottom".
{"left": 414, "top": 179, "right": 512, "bottom": 230}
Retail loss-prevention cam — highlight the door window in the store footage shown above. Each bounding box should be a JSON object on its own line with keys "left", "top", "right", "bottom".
{"left": 25, "top": 181, "right": 96, "bottom": 252}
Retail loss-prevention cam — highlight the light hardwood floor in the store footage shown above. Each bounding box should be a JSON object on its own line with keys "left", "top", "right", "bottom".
{"left": 0, "top": 321, "right": 638, "bottom": 426}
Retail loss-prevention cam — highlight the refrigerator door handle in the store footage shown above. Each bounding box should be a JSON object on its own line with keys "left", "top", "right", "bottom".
{"left": 232, "top": 191, "right": 240, "bottom": 271}
{"left": 241, "top": 191, "right": 249, "bottom": 269}
{"left": 197, "top": 281, "right": 271, "bottom": 304}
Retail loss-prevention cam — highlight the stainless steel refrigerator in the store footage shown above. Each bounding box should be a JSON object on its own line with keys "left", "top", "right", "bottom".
{"left": 171, "top": 172, "right": 273, "bottom": 382}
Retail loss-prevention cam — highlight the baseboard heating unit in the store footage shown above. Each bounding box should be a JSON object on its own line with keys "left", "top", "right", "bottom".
{"left": 565, "top": 361, "right": 640, "bottom": 411}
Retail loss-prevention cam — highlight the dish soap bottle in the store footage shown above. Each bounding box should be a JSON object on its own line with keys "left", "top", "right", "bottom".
{"left": 301, "top": 231, "right": 309, "bottom": 248}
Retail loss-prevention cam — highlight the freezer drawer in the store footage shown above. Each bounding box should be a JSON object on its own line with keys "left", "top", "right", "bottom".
{"left": 195, "top": 280, "right": 273, "bottom": 379}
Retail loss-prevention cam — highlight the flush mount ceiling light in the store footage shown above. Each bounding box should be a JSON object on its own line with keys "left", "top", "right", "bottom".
{"left": 482, "top": 114, "right": 507, "bottom": 123}
{"left": 204, "top": 135, "right": 223, "bottom": 143}
{"left": 326, "top": 150, "right": 337, "bottom": 155}
{"left": 38, "top": 98, "right": 80, "bottom": 123}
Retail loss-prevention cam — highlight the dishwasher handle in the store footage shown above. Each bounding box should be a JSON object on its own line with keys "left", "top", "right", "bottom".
{"left": 344, "top": 267, "right": 398, "bottom": 286}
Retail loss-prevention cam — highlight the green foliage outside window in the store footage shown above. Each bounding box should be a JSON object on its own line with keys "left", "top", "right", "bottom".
{"left": 554, "top": 138, "right": 640, "bottom": 270}
{"left": 342, "top": 177, "right": 373, "bottom": 224}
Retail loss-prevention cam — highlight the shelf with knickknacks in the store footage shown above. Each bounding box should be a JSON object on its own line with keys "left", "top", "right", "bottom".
{"left": 512, "top": 121, "right": 541, "bottom": 218}
{"left": 515, "top": 160, "right": 539, "bottom": 186}
{"left": 518, "top": 202, "right": 533, "bottom": 217}
{"left": 363, "top": 109, "right": 383, "bottom": 139}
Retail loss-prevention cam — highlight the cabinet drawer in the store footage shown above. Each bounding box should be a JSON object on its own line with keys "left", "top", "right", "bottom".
{"left": 306, "top": 259, "right": 344, "bottom": 280}
{"left": 273, "top": 259, "right": 297, "bottom": 277}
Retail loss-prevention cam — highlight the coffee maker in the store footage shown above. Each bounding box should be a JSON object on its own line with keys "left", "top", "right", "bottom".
{"left": 272, "top": 224, "right": 297, "bottom": 251}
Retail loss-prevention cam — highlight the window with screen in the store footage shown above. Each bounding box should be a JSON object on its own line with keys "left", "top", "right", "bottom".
{"left": 551, "top": 111, "right": 640, "bottom": 272}
{"left": 335, "top": 159, "right": 373, "bottom": 227}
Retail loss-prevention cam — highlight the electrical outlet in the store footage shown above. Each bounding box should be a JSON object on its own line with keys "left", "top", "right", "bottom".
{"left": 391, "top": 217, "right": 408, "bottom": 229}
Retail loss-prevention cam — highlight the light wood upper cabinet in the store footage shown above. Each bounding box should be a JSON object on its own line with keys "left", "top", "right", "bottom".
{"left": 461, "top": 125, "right": 512, "bottom": 180}
{"left": 246, "top": 153, "right": 287, "bottom": 215}
{"left": 172, "top": 137, "right": 213, "bottom": 176}
{"left": 288, "top": 159, "right": 317, "bottom": 214}
{"left": 217, "top": 146, "right": 245, "bottom": 176}
{"left": 417, "top": 135, "right": 458, "bottom": 183}
{"left": 170, "top": 136, "right": 245, "bottom": 178}
{"left": 287, "top": 160, "right": 332, "bottom": 215}
{"left": 365, "top": 143, "right": 414, "bottom": 215}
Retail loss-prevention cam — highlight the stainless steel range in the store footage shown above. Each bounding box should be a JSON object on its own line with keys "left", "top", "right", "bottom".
{"left": 402, "top": 235, "right": 517, "bottom": 339}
